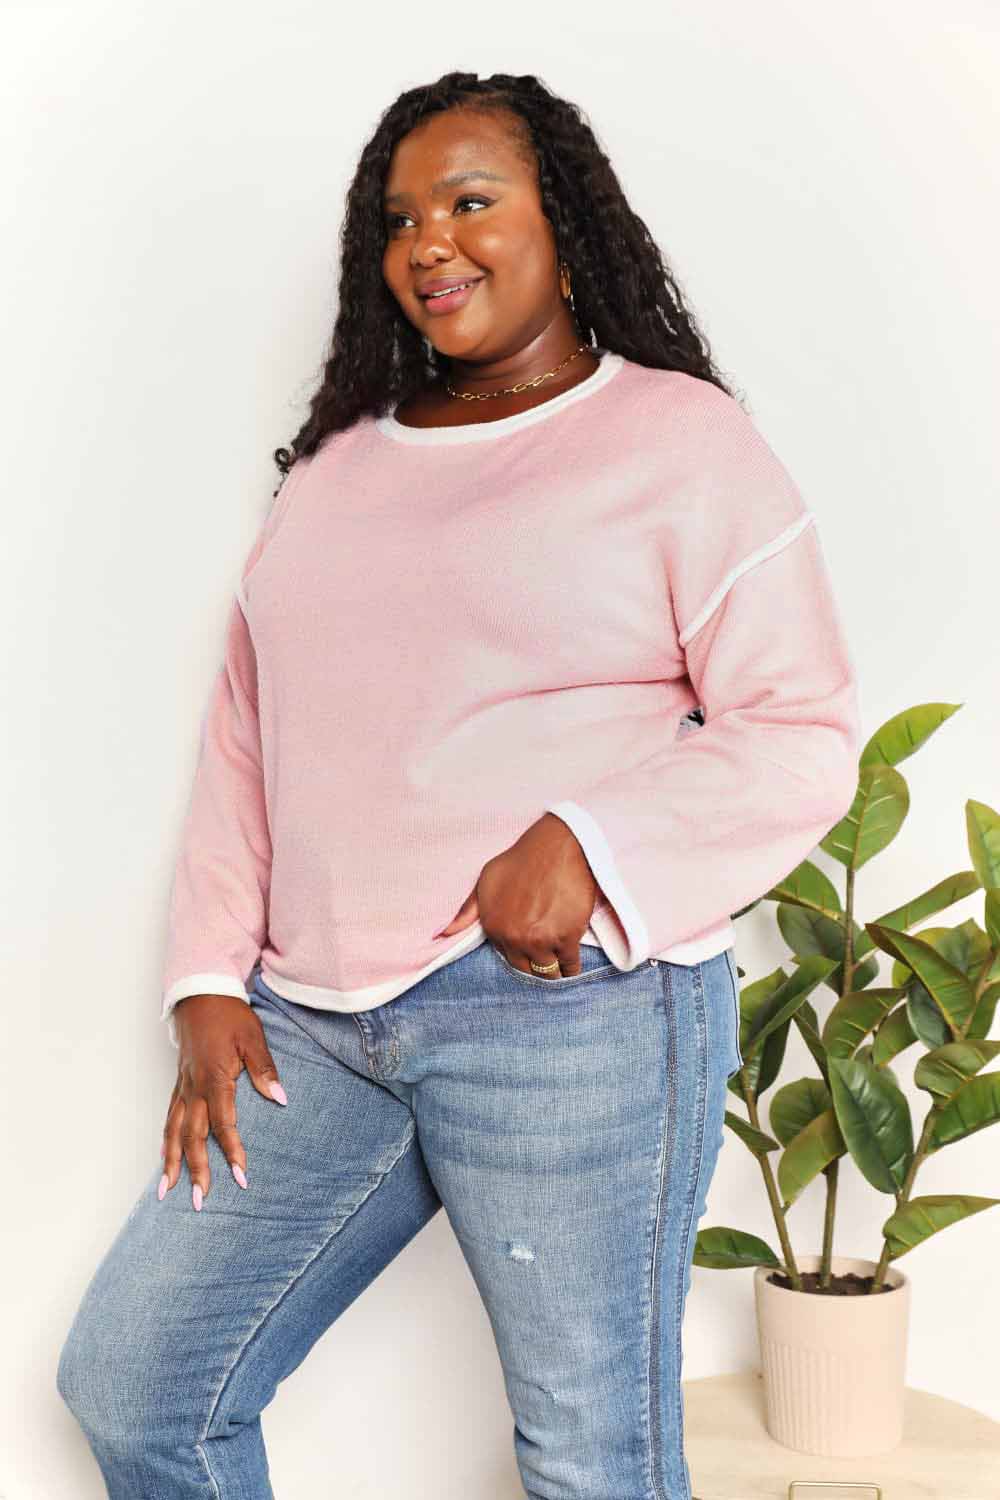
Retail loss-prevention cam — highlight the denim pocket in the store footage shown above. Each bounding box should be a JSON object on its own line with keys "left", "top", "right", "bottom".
{"left": 488, "top": 939, "right": 619, "bottom": 988}
{"left": 724, "top": 947, "right": 744, "bottom": 1078}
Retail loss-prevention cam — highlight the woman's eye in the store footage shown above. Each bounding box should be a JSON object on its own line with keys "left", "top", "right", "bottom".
{"left": 386, "top": 195, "right": 492, "bottom": 231}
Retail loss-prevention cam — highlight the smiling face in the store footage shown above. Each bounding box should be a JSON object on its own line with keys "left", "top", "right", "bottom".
{"left": 381, "top": 106, "right": 579, "bottom": 373}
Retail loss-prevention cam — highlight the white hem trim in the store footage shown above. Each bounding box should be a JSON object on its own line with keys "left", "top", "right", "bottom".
{"left": 258, "top": 927, "right": 486, "bottom": 1012}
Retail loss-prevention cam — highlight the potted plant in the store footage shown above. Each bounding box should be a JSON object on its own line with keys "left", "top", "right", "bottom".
{"left": 694, "top": 702, "right": 1000, "bottom": 1458}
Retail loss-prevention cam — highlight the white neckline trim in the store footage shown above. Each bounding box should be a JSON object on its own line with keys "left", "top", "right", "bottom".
{"left": 374, "top": 350, "right": 625, "bottom": 444}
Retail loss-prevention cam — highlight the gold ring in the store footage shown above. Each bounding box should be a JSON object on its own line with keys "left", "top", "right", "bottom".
{"left": 529, "top": 958, "right": 561, "bottom": 974}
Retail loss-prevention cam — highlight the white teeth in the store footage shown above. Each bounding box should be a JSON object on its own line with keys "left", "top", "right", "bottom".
{"left": 427, "top": 282, "right": 473, "bottom": 299}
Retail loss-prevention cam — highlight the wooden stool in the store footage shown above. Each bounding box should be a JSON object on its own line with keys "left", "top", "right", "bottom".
{"left": 683, "top": 1370, "right": 999, "bottom": 1499}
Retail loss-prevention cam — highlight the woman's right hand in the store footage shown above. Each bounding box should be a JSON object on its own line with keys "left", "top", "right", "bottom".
{"left": 158, "top": 994, "right": 288, "bottom": 1211}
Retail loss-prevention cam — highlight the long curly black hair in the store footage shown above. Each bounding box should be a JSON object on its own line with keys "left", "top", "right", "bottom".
{"left": 273, "top": 69, "right": 742, "bottom": 483}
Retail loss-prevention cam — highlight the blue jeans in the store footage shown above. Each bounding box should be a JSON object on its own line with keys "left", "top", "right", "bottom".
{"left": 58, "top": 940, "right": 743, "bottom": 1499}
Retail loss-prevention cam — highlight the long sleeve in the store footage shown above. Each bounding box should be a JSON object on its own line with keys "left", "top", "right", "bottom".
{"left": 546, "top": 384, "right": 862, "bottom": 967}
{"left": 159, "top": 461, "right": 307, "bottom": 1047}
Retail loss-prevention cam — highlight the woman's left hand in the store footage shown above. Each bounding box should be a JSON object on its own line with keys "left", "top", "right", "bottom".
{"left": 433, "top": 813, "right": 600, "bottom": 977}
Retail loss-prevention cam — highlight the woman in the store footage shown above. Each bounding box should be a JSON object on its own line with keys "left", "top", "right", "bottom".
{"left": 57, "top": 70, "right": 861, "bottom": 1499}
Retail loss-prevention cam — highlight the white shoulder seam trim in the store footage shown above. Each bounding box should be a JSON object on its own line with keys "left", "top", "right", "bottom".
{"left": 677, "top": 510, "right": 816, "bottom": 648}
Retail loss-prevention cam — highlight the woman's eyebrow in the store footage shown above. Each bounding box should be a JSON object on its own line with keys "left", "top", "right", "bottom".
{"left": 384, "top": 169, "right": 510, "bottom": 206}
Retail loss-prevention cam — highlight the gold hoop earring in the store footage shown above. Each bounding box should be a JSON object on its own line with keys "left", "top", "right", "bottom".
{"left": 558, "top": 259, "right": 572, "bottom": 302}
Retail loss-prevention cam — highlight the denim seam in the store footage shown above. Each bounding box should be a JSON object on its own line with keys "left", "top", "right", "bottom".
{"left": 195, "top": 1434, "right": 223, "bottom": 1500}
{"left": 726, "top": 949, "right": 744, "bottom": 1075}
{"left": 647, "top": 961, "right": 709, "bottom": 1500}
{"left": 668, "top": 971, "right": 709, "bottom": 1500}
{"left": 349, "top": 1009, "right": 403, "bottom": 1080}
{"left": 351, "top": 1011, "right": 378, "bottom": 1076}
{"left": 646, "top": 962, "right": 679, "bottom": 1500}
{"left": 195, "top": 1118, "right": 419, "bottom": 1486}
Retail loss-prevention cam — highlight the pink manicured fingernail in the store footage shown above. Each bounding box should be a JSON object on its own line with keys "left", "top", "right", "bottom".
{"left": 231, "top": 1162, "right": 248, "bottom": 1189}
{"left": 269, "top": 1081, "right": 288, "bottom": 1106}
{"left": 192, "top": 1184, "right": 203, "bottom": 1212}
{"left": 157, "top": 1173, "right": 168, "bottom": 1201}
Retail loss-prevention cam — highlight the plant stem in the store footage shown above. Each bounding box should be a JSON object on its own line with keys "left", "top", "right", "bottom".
{"left": 870, "top": 1106, "right": 939, "bottom": 1292}
{"left": 815, "top": 862, "right": 855, "bottom": 1291}
{"left": 820, "top": 1160, "right": 838, "bottom": 1287}
{"left": 962, "top": 947, "right": 995, "bottom": 1038}
{"left": 739, "top": 1066, "right": 802, "bottom": 1290}
{"left": 843, "top": 865, "right": 856, "bottom": 997}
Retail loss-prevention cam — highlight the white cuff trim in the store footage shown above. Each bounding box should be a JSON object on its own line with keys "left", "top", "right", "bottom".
{"left": 544, "top": 800, "right": 651, "bottom": 968}
{"left": 162, "top": 973, "right": 251, "bottom": 1050}
{"left": 162, "top": 972, "right": 250, "bottom": 1018}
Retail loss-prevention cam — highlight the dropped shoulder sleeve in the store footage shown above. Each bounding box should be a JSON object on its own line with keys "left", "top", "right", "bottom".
{"left": 546, "top": 380, "right": 862, "bottom": 966}
{"left": 159, "top": 459, "right": 309, "bottom": 1047}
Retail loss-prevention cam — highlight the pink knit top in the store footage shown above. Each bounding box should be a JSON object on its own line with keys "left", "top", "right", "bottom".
{"left": 160, "top": 351, "right": 861, "bottom": 1046}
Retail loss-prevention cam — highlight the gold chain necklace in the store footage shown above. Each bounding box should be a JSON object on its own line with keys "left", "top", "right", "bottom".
{"left": 444, "top": 343, "right": 593, "bottom": 401}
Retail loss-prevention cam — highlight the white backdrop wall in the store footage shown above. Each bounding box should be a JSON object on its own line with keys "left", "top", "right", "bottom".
{"left": 3, "top": 2, "right": 997, "bottom": 1496}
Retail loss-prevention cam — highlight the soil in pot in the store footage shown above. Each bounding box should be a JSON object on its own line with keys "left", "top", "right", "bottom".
{"left": 767, "top": 1269, "right": 900, "bottom": 1295}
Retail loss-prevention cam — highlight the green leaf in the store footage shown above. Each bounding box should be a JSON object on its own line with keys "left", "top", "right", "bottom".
{"left": 754, "top": 1028, "right": 791, "bottom": 1095}
{"left": 723, "top": 1111, "right": 779, "bottom": 1156}
{"left": 968, "top": 981, "right": 1000, "bottom": 1041}
{"left": 828, "top": 1056, "right": 914, "bottom": 1194}
{"left": 769, "top": 1077, "right": 831, "bottom": 1146}
{"left": 917, "top": 918, "right": 994, "bottom": 979}
{"left": 793, "top": 1002, "right": 831, "bottom": 1084}
{"left": 881, "top": 1194, "right": 999, "bottom": 1259}
{"left": 820, "top": 763, "right": 910, "bottom": 871}
{"left": 692, "top": 1226, "right": 782, "bottom": 1270}
{"left": 777, "top": 1108, "right": 845, "bottom": 1207}
{"left": 928, "top": 1071, "right": 1000, "bottom": 1151}
{"left": 986, "top": 890, "right": 1000, "bottom": 950}
{"left": 914, "top": 1040, "right": 1000, "bottom": 1100}
{"left": 728, "top": 970, "right": 793, "bottom": 1101}
{"left": 893, "top": 918, "right": 995, "bottom": 990}
{"left": 743, "top": 956, "right": 837, "bottom": 1059}
{"left": 765, "top": 859, "right": 842, "bottom": 914}
{"left": 853, "top": 872, "right": 981, "bottom": 960}
{"left": 891, "top": 923, "right": 996, "bottom": 1041}
{"left": 822, "top": 988, "right": 907, "bottom": 1059}
{"left": 776, "top": 903, "right": 841, "bottom": 956}
{"left": 967, "top": 800, "right": 1000, "bottom": 889}
{"left": 949, "top": 920, "right": 995, "bottom": 974}
{"left": 866, "top": 924, "right": 975, "bottom": 1037}
{"left": 737, "top": 968, "right": 786, "bottom": 1025}
{"left": 776, "top": 904, "right": 880, "bottom": 993}
{"left": 728, "top": 1021, "right": 790, "bottom": 1102}
{"left": 871, "top": 1003, "right": 918, "bottom": 1067}
{"left": 859, "top": 702, "right": 962, "bottom": 769}
{"left": 857, "top": 1048, "right": 904, "bottom": 1090}
{"left": 907, "top": 981, "right": 953, "bottom": 1049}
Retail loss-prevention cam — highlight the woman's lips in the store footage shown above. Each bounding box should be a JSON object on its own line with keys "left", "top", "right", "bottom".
{"left": 419, "top": 279, "right": 482, "bottom": 316}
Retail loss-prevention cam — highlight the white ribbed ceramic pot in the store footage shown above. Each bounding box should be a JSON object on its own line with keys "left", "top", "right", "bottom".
{"left": 754, "top": 1254, "right": 910, "bottom": 1458}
